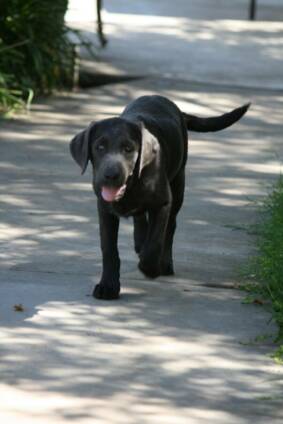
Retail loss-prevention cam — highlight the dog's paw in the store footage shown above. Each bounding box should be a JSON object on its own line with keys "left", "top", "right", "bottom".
{"left": 93, "top": 283, "right": 120, "bottom": 300}
{"left": 160, "top": 261, "right": 174, "bottom": 276}
{"left": 138, "top": 259, "right": 161, "bottom": 279}
{"left": 134, "top": 243, "right": 142, "bottom": 255}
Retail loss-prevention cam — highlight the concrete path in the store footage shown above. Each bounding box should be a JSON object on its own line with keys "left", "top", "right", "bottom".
{"left": 67, "top": 0, "right": 283, "bottom": 89}
{"left": 1, "top": 1, "right": 283, "bottom": 423}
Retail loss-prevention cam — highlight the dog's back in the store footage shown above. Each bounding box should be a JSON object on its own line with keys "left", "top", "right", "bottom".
{"left": 122, "top": 95, "right": 188, "bottom": 179}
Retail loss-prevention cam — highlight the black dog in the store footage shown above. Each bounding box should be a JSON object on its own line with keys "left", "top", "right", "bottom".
{"left": 70, "top": 95, "right": 249, "bottom": 300}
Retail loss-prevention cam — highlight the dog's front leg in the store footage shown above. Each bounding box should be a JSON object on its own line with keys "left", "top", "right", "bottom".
{"left": 93, "top": 202, "right": 120, "bottom": 300}
{"left": 138, "top": 202, "right": 171, "bottom": 278}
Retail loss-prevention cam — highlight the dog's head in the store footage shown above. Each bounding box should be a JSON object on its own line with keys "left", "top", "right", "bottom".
{"left": 70, "top": 117, "right": 159, "bottom": 202}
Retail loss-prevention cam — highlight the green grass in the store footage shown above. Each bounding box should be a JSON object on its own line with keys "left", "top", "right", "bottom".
{"left": 0, "top": 72, "right": 33, "bottom": 116}
{"left": 246, "top": 176, "right": 283, "bottom": 363}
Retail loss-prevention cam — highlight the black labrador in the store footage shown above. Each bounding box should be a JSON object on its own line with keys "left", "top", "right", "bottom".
{"left": 70, "top": 95, "right": 249, "bottom": 300}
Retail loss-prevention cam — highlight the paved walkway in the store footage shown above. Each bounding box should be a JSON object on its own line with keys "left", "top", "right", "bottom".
{"left": 1, "top": 1, "right": 283, "bottom": 423}
{"left": 67, "top": 0, "right": 283, "bottom": 89}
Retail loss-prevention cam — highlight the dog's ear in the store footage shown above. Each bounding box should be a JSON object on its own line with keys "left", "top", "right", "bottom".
{"left": 70, "top": 122, "right": 96, "bottom": 174}
{"left": 139, "top": 123, "right": 159, "bottom": 176}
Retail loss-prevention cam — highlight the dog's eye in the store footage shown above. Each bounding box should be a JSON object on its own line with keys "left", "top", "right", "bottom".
{"left": 124, "top": 145, "right": 133, "bottom": 153}
{"left": 96, "top": 144, "right": 105, "bottom": 152}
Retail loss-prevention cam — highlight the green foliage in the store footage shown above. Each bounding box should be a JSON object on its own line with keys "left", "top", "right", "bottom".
{"left": 256, "top": 176, "right": 283, "bottom": 339}
{"left": 271, "top": 345, "right": 283, "bottom": 365}
{"left": 0, "top": 72, "right": 26, "bottom": 115}
{"left": 0, "top": 72, "right": 33, "bottom": 116}
{"left": 0, "top": 0, "right": 74, "bottom": 115}
{"left": 246, "top": 176, "right": 283, "bottom": 361}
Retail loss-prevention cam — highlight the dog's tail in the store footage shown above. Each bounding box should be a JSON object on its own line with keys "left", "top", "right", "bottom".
{"left": 182, "top": 103, "right": 250, "bottom": 133}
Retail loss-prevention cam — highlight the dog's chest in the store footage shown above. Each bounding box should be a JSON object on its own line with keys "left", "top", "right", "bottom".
{"left": 111, "top": 196, "right": 145, "bottom": 218}
{"left": 110, "top": 175, "right": 160, "bottom": 217}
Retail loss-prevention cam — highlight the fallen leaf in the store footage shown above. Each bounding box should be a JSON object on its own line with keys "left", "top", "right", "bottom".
{"left": 13, "top": 304, "right": 24, "bottom": 312}
{"left": 253, "top": 298, "right": 264, "bottom": 305}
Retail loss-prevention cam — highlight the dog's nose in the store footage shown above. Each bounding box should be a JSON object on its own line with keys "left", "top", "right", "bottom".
{"left": 104, "top": 168, "right": 120, "bottom": 181}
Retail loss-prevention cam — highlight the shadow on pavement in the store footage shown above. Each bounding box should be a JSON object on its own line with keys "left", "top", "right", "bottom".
{"left": 0, "top": 79, "right": 282, "bottom": 422}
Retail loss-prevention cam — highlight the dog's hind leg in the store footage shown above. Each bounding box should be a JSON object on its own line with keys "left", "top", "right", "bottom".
{"left": 133, "top": 213, "right": 148, "bottom": 254}
{"left": 138, "top": 199, "right": 171, "bottom": 279}
{"left": 161, "top": 169, "right": 185, "bottom": 276}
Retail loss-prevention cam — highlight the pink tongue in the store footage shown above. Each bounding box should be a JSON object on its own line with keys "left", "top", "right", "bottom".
{"left": 101, "top": 186, "right": 120, "bottom": 202}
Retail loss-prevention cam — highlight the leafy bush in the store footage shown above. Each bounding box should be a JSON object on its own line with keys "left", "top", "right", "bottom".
{"left": 0, "top": 73, "right": 26, "bottom": 115}
{"left": 0, "top": 0, "right": 74, "bottom": 114}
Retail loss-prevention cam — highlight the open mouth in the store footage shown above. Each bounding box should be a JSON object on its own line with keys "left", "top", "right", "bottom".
{"left": 101, "top": 185, "right": 127, "bottom": 202}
